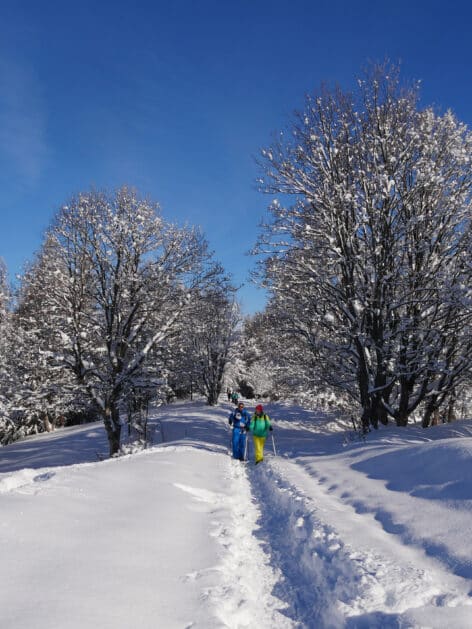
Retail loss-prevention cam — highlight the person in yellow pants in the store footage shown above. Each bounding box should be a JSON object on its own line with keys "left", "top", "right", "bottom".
{"left": 249, "top": 404, "right": 272, "bottom": 464}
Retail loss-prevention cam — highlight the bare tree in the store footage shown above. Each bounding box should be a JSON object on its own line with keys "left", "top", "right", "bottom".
{"left": 26, "top": 187, "right": 221, "bottom": 454}
{"left": 255, "top": 64, "right": 472, "bottom": 428}
{"left": 186, "top": 285, "right": 240, "bottom": 405}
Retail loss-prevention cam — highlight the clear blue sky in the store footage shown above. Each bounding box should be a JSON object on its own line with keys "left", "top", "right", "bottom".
{"left": 1, "top": 0, "right": 472, "bottom": 313}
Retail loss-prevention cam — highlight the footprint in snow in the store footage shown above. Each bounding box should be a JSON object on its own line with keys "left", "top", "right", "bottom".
{"left": 33, "top": 471, "right": 55, "bottom": 483}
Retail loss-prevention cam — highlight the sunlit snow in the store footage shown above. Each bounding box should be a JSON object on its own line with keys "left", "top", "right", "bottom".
{"left": 1, "top": 400, "right": 472, "bottom": 628}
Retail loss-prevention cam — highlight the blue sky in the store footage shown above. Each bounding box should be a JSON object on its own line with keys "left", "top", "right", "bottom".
{"left": 1, "top": 0, "right": 472, "bottom": 314}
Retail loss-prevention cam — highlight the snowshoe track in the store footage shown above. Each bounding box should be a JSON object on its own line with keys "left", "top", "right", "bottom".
{"left": 247, "top": 458, "right": 472, "bottom": 628}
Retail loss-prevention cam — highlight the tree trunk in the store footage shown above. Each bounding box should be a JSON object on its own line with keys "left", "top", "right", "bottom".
{"left": 422, "top": 409, "right": 432, "bottom": 428}
{"left": 422, "top": 395, "right": 439, "bottom": 428}
{"left": 207, "top": 384, "right": 219, "bottom": 406}
{"left": 396, "top": 374, "right": 414, "bottom": 426}
{"left": 42, "top": 411, "right": 54, "bottom": 433}
{"left": 396, "top": 409, "right": 409, "bottom": 427}
{"left": 356, "top": 341, "right": 371, "bottom": 432}
{"left": 378, "top": 404, "right": 389, "bottom": 426}
{"left": 103, "top": 403, "right": 122, "bottom": 456}
{"left": 360, "top": 407, "right": 371, "bottom": 433}
{"left": 371, "top": 395, "right": 388, "bottom": 429}
{"left": 447, "top": 391, "right": 456, "bottom": 423}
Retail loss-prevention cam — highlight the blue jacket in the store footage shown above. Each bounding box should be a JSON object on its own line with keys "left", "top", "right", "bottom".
{"left": 229, "top": 408, "right": 251, "bottom": 431}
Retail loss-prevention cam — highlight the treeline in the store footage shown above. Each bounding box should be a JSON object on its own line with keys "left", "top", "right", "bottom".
{"left": 3, "top": 63, "right": 472, "bottom": 450}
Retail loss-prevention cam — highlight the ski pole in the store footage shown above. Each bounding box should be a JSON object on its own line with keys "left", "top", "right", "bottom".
{"left": 244, "top": 431, "right": 249, "bottom": 461}
{"left": 271, "top": 431, "right": 277, "bottom": 456}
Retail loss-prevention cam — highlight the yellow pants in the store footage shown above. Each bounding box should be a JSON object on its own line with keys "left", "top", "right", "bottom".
{"left": 253, "top": 436, "right": 266, "bottom": 463}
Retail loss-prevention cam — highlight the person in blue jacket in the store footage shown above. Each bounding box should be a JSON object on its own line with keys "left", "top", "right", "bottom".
{"left": 228, "top": 401, "right": 251, "bottom": 460}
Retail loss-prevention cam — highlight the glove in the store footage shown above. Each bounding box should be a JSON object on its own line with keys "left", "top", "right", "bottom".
{"left": 245, "top": 425, "right": 250, "bottom": 432}
{"left": 229, "top": 419, "right": 233, "bottom": 426}
{"left": 269, "top": 426, "right": 273, "bottom": 431}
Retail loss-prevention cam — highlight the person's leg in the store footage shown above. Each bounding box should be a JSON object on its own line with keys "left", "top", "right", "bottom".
{"left": 253, "top": 436, "right": 265, "bottom": 463}
{"left": 259, "top": 436, "right": 266, "bottom": 462}
{"left": 232, "top": 430, "right": 239, "bottom": 458}
{"left": 238, "top": 432, "right": 247, "bottom": 460}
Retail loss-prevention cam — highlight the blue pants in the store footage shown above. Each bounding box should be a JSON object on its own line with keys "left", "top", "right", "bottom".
{"left": 232, "top": 429, "right": 247, "bottom": 460}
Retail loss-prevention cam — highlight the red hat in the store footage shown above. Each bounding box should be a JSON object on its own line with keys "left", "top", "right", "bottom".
{"left": 255, "top": 404, "right": 263, "bottom": 413}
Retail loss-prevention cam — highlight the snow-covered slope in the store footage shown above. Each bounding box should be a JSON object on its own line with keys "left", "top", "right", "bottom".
{"left": 1, "top": 400, "right": 472, "bottom": 628}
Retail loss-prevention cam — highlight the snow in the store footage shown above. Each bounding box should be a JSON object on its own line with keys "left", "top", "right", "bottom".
{"left": 1, "top": 400, "right": 472, "bottom": 628}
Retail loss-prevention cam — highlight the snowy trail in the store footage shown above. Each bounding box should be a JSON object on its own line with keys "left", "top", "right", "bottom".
{"left": 248, "top": 455, "right": 472, "bottom": 628}
{"left": 3, "top": 401, "right": 472, "bottom": 628}
{"left": 207, "top": 458, "right": 293, "bottom": 628}
{"left": 0, "top": 438, "right": 292, "bottom": 629}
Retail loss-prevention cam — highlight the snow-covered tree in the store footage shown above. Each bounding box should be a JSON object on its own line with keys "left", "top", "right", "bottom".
{"left": 0, "top": 258, "right": 15, "bottom": 443}
{"left": 27, "top": 187, "right": 221, "bottom": 454}
{"left": 231, "top": 314, "right": 276, "bottom": 400}
{"left": 184, "top": 284, "right": 240, "bottom": 405}
{"left": 12, "top": 243, "right": 83, "bottom": 433}
{"left": 0, "top": 261, "right": 52, "bottom": 444}
{"left": 256, "top": 64, "right": 472, "bottom": 428}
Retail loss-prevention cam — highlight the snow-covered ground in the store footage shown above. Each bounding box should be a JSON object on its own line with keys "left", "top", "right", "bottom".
{"left": 1, "top": 400, "right": 472, "bottom": 628}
